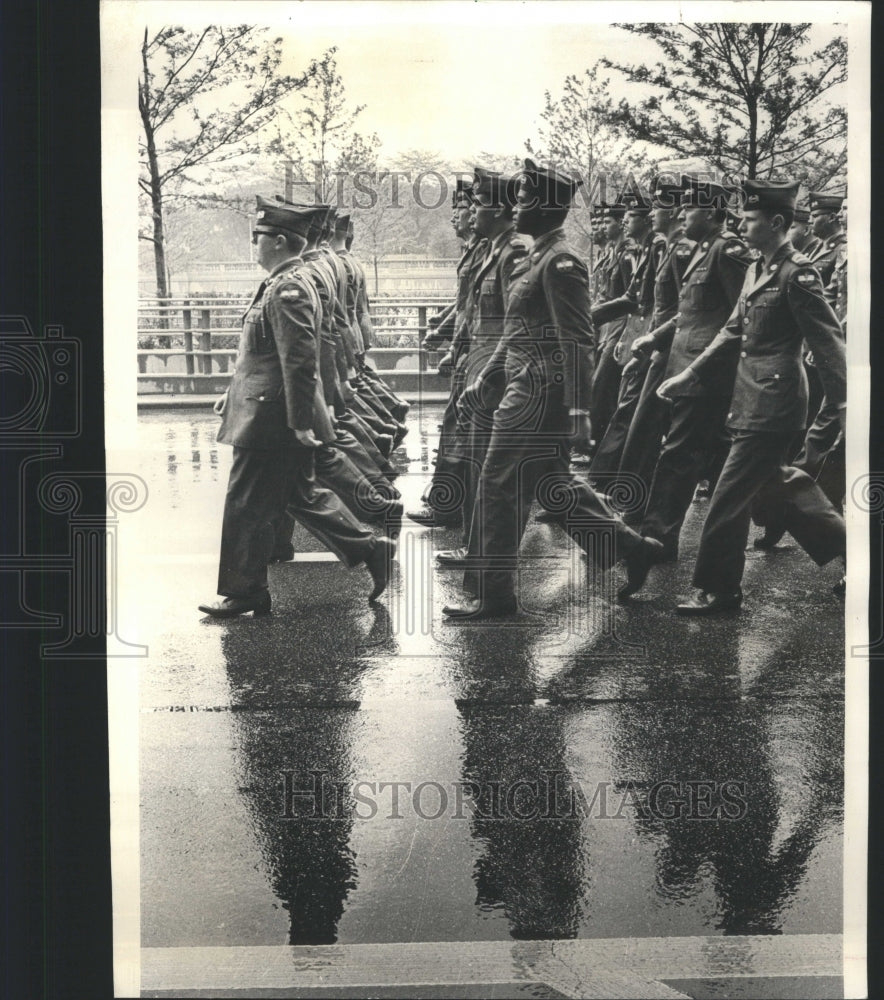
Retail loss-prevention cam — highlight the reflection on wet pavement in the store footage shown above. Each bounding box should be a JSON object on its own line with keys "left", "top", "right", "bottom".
{"left": 131, "top": 406, "right": 844, "bottom": 954}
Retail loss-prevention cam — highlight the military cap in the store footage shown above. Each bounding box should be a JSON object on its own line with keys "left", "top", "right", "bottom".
{"left": 619, "top": 186, "right": 652, "bottom": 214}
{"left": 254, "top": 195, "right": 314, "bottom": 240}
{"left": 472, "top": 166, "right": 519, "bottom": 208}
{"left": 742, "top": 177, "right": 800, "bottom": 214}
{"left": 793, "top": 204, "right": 811, "bottom": 223}
{"left": 519, "top": 158, "right": 582, "bottom": 209}
{"left": 650, "top": 175, "right": 684, "bottom": 209}
{"left": 602, "top": 202, "right": 626, "bottom": 220}
{"left": 452, "top": 177, "right": 474, "bottom": 207}
{"left": 334, "top": 212, "right": 352, "bottom": 234}
{"left": 809, "top": 191, "right": 844, "bottom": 214}
{"left": 680, "top": 177, "right": 733, "bottom": 211}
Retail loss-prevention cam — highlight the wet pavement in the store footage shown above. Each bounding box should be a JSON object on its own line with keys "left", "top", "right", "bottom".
{"left": 127, "top": 404, "right": 846, "bottom": 998}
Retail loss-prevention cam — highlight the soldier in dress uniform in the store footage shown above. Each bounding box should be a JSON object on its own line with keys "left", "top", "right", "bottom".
{"left": 588, "top": 201, "right": 634, "bottom": 443}
{"left": 409, "top": 178, "right": 487, "bottom": 527}
{"left": 442, "top": 160, "right": 656, "bottom": 620}
{"left": 618, "top": 177, "right": 753, "bottom": 596}
{"left": 586, "top": 186, "right": 666, "bottom": 487}
{"left": 616, "top": 176, "right": 695, "bottom": 521}
{"left": 788, "top": 204, "right": 815, "bottom": 254}
{"left": 435, "top": 167, "right": 528, "bottom": 568}
{"left": 658, "top": 178, "right": 846, "bottom": 615}
{"left": 198, "top": 198, "right": 395, "bottom": 617}
{"left": 589, "top": 203, "right": 610, "bottom": 307}
{"left": 807, "top": 191, "right": 847, "bottom": 286}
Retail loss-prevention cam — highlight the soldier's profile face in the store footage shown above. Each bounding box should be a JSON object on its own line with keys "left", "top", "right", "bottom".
{"left": 739, "top": 208, "right": 772, "bottom": 249}
{"left": 651, "top": 207, "right": 670, "bottom": 232}
{"left": 624, "top": 211, "right": 646, "bottom": 237}
{"left": 811, "top": 210, "right": 833, "bottom": 237}
{"left": 682, "top": 205, "right": 710, "bottom": 241}
{"left": 604, "top": 216, "right": 621, "bottom": 240}
{"left": 789, "top": 220, "right": 809, "bottom": 245}
{"left": 472, "top": 200, "right": 499, "bottom": 237}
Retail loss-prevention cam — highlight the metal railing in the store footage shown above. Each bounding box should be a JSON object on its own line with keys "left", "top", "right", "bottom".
{"left": 137, "top": 295, "right": 454, "bottom": 394}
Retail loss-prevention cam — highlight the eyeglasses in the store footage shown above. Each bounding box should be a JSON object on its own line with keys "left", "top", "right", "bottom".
{"left": 251, "top": 230, "right": 280, "bottom": 245}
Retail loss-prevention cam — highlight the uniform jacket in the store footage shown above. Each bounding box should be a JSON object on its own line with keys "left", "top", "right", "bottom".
{"left": 689, "top": 240, "right": 846, "bottom": 434}
{"left": 590, "top": 229, "right": 667, "bottom": 358}
{"left": 302, "top": 250, "right": 350, "bottom": 396}
{"left": 590, "top": 244, "right": 612, "bottom": 302}
{"left": 808, "top": 231, "right": 847, "bottom": 287}
{"left": 650, "top": 228, "right": 753, "bottom": 394}
{"left": 336, "top": 249, "right": 369, "bottom": 355}
{"left": 461, "top": 227, "right": 529, "bottom": 384}
{"left": 450, "top": 237, "right": 489, "bottom": 369}
{"left": 320, "top": 244, "right": 362, "bottom": 367}
{"left": 825, "top": 248, "right": 847, "bottom": 327}
{"left": 479, "top": 227, "right": 595, "bottom": 414}
{"left": 218, "top": 258, "right": 322, "bottom": 450}
{"left": 594, "top": 235, "right": 634, "bottom": 347}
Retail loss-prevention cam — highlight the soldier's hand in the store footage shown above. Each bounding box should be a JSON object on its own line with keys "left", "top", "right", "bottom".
{"left": 294, "top": 428, "right": 322, "bottom": 448}
{"left": 437, "top": 351, "right": 454, "bottom": 377}
{"left": 657, "top": 371, "right": 692, "bottom": 400}
{"left": 327, "top": 405, "right": 339, "bottom": 427}
{"left": 342, "top": 380, "right": 357, "bottom": 402}
{"left": 613, "top": 341, "right": 624, "bottom": 364}
{"left": 569, "top": 411, "right": 593, "bottom": 452}
{"left": 427, "top": 313, "right": 442, "bottom": 329}
{"left": 456, "top": 380, "right": 483, "bottom": 425}
{"left": 213, "top": 392, "right": 228, "bottom": 417}
{"left": 622, "top": 356, "right": 641, "bottom": 378}
{"left": 631, "top": 333, "right": 655, "bottom": 357}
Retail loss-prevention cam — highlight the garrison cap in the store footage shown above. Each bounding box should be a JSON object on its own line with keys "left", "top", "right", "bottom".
{"left": 602, "top": 201, "right": 626, "bottom": 220}
{"left": 809, "top": 191, "right": 844, "bottom": 214}
{"left": 472, "top": 166, "right": 519, "bottom": 208}
{"left": 619, "top": 186, "right": 652, "bottom": 214}
{"left": 793, "top": 204, "right": 811, "bottom": 224}
{"left": 452, "top": 177, "right": 474, "bottom": 207}
{"left": 519, "top": 158, "right": 582, "bottom": 209}
{"left": 742, "top": 178, "right": 800, "bottom": 214}
{"left": 334, "top": 212, "right": 351, "bottom": 234}
{"left": 254, "top": 195, "right": 314, "bottom": 240}
{"left": 680, "top": 176, "right": 733, "bottom": 211}
{"left": 650, "top": 175, "right": 685, "bottom": 209}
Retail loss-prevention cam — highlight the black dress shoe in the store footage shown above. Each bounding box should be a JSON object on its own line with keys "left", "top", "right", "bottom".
{"left": 365, "top": 536, "right": 396, "bottom": 602}
{"left": 375, "top": 434, "right": 394, "bottom": 457}
{"left": 675, "top": 589, "right": 743, "bottom": 616}
{"left": 618, "top": 537, "right": 665, "bottom": 599}
{"left": 753, "top": 525, "right": 786, "bottom": 549}
{"left": 198, "top": 592, "right": 272, "bottom": 618}
{"left": 406, "top": 507, "right": 461, "bottom": 528}
{"left": 435, "top": 546, "right": 469, "bottom": 567}
{"left": 442, "top": 596, "right": 518, "bottom": 620}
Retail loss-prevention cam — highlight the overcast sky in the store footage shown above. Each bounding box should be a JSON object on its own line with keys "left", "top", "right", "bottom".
{"left": 110, "top": 1, "right": 852, "bottom": 166}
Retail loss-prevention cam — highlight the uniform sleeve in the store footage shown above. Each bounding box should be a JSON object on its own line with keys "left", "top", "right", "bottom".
{"left": 717, "top": 240, "right": 753, "bottom": 307}
{"left": 264, "top": 278, "right": 318, "bottom": 432}
{"left": 543, "top": 253, "right": 595, "bottom": 410}
{"left": 787, "top": 267, "right": 846, "bottom": 408}
{"left": 688, "top": 298, "right": 744, "bottom": 382}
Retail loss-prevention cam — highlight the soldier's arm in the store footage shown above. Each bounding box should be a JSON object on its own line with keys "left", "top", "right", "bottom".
{"left": 355, "top": 265, "right": 374, "bottom": 351}
{"left": 717, "top": 239, "right": 753, "bottom": 307}
{"left": 544, "top": 253, "right": 595, "bottom": 411}
{"left": 265, "top": 279, "right": 318, "bottom": 432}
{"left": 789, "top": 267, "right": 846, "bottom": 409}
{"left": 647, "top": 316, "right": 677, "bottom": 351}
{"left": 423, "top": 301, "right": 456, "bottom": 349}
{"left": 684, "top": 299, "right": 743, "bottom": 385}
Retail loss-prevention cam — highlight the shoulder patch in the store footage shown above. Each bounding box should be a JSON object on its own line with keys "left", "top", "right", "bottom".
{"left": 725, "top": 243, "right": 745, "bottom": 255}
{"left": 556, "top": 258, "right": 576, "bottom": 272}
{"left": 675, "top": 245, "right": 692, "bottom": 258}
{"left": 794, "top": 269, "right": 820, "bottom": 286}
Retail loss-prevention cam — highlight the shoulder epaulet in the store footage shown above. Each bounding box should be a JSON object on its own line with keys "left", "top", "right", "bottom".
{"left": 788, "top": 249, "right": 813, "bottom": 266}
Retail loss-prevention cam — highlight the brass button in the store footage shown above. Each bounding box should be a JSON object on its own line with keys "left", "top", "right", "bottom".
{"left": 740, "top": 351, "right": 747, "bottom": 358}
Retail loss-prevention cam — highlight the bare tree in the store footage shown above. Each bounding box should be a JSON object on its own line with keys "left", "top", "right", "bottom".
{"left": 599, "top": 23, "right": 846, "bottom": 186}
{"left": 139, "top": 25, "right": 315, "bottom": 297}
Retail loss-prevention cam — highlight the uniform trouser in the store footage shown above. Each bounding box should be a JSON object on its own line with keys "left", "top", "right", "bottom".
{"left": 463, "top": 399, "right": 643, "bottom": 601}
{"left": 360, "top": 364, "right": 408, "bottom": 419}
{"left": 589, "top": 325, "right": 625, "bottom": 443}
{"left": 337, "top": 412, "right": 394, "bottom": 474}
{"left": 589, "top": 354, "right": 649, "bottom": 480}
{"left": 795, "top": 396, "right": 843, "bottom": 480}
{"left": 349, "top": 394, "right": 397, "bottom": 435}
{"left": 334, "top": 428, "right": 398, "bottom": 496}
{"left": 618, "top": 351, "right": 670, "bottom": 525}
{"left": 218, "top": 445, "right": 377, "bottom": 597}
{"left": 641, "top": 393, "right": 732, "bottom": 554}
{"left": 424, "top": 368, "right": 467, "bottom": 513}
{"left": 692, "top": 431, "right": 845, "bottom": 594}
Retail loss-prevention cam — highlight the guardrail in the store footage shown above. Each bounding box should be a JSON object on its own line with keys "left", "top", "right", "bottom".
{"left": 137, "top": 295, "right": 455, "bottom": 396}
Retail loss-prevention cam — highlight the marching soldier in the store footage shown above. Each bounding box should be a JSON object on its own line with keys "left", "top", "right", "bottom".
{"left": 788, "top": 204, "right": 815, "bottom": 254}
{"left": 618, "top": 177, "right": 753, "bottom": 596}
{"left": 588, "top": 201, "right": 633, "bottom": 443}
{"left": 409, "top": 178, "right": 487, "bottom": 527}
{"left": 442, "top": 160, "right": 656, "bottom": 620}
{"left": 587, "top": 186, "right": 666, "bottom": 485}
{"left": 659, "top": 179, "right": 846, "bottom": 615}
{"left": 807, "top": 191, "right": 847, "bottom": 286}
{"left": 616, "top": 176, "right": 695, "bottom": 520}
{"left": 199, "top": 197, "right": 395, "bottom": 618}
{"left": 435, "top": 167, "right": 528, "bottom": 568}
